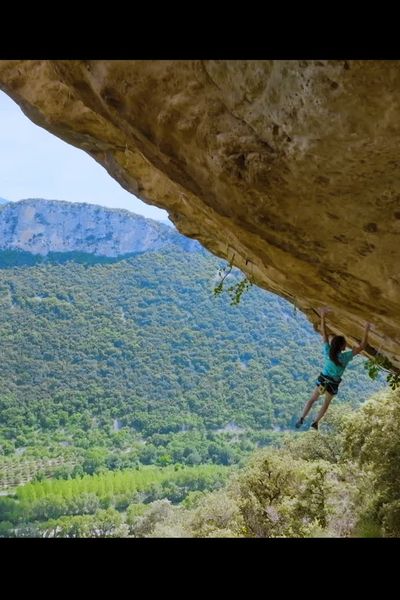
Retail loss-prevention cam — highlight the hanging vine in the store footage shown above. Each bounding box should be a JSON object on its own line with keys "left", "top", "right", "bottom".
{"left": 364, "top": 353, "right": 400, "bottom": 390}
{"left": 213, "top": 255, "right": 253, "bottom": 306}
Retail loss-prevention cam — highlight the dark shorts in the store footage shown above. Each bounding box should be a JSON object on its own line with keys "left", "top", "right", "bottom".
{"left": 316, "top": 373, "right": 341, "bottom": 396}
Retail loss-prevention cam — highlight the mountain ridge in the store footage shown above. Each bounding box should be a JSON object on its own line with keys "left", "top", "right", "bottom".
{"left": 0, "top": 198, "right": 200, "bottom": 257}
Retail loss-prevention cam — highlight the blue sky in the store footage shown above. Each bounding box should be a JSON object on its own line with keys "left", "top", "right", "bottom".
{"left": 0, "top": 91, "right": 168, "bottom": 221}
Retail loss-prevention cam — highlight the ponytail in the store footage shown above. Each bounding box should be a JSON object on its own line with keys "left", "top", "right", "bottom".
{"left": 329, "top": 335, "right": 346, "bottom": 367}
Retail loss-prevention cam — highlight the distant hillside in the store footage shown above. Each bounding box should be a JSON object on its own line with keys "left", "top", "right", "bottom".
{"left": 159, "top": 219, "right": 174, "bottom": 228}
{"left": 0, "top": 197, "right": 384, "bottom": 469}
{"left": 0, "top": 247, "right": 384, "bottom": 462}
{"left": 0, "top": 197, "right": 9, "bottom": 205}
{"left": 0, "top": 198, "right": 201, "bottom": 256}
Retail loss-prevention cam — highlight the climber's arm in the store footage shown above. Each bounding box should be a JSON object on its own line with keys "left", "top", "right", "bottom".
{"left": 319, "top": 307, "right": 331, "bottom": 343}
{"left": 352, "top": 322, "right": 371, "bottom": 356}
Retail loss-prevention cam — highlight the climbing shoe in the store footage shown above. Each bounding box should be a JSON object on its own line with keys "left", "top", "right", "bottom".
{"left": 311, "top": 421, "right": 319, "bottom": 431}
{"left": 295, "top": 417, "right": 304, "bottom": 429}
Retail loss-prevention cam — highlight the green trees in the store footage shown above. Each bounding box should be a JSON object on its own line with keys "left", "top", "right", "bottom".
{"left": 0, "top": 463, "right": 230, "bottom": 537}
{"left": 343, "top": 389, "right": 400, "bottom": 536}
{"left": 364, "top": 355, "right": 400, "bottom": 390}
{"left": 0, "top": 248, "right": 382, "bottom": 469}
{"left": 92, "top": 508, "right": 123, "bottom": 537}
{"left": 235, "top": 450, "right": 332, "bottom": 537}
{"left": 42, "top": 508, "right": 123, "bottom": 538}
{"left": 187, "top": 489, "right": 242, "bottom": 538}
{"left": 0, "top": 244, "right": 390, "bottom": 537}
{"left": 129, "top": 500, "right": 177, "bottom": 537}
{"left": 13, "top": 464, "right": 230, "bottom": 511}
{"left": 82, "top": 448, "right": 108, "bottom": 475}
{"left": 29, "top": 496, "right": 68, "bottom": 521}
{"left": 4, "top": 392, "right": 400, "bottom": 538}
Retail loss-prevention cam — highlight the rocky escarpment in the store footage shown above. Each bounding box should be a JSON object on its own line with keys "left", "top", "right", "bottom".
{"left": 0, "top": 199, "right": 201, "bottom": 256}
{"left": 0, "top": 60, "right": 399, "bottom": 368}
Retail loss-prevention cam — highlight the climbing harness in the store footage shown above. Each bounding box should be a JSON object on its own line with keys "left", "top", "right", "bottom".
{"left": 317, "top": 374, "right": 341, "bottom": 395}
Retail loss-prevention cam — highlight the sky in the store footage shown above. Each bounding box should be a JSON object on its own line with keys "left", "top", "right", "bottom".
{"left": 0, "top": 91, "right": 168, "bottom": 221}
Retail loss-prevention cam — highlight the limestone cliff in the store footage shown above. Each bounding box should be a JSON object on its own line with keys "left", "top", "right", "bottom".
{"left": 0, "top": 199, "right": 200, "bottom": 256}
{"left": 0, "top": 60, "right": 399, "bottom": 368}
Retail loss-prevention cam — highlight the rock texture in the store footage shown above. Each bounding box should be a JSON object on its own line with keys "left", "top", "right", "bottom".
{"left": 0, "top": 60, "right": 399, "bottom": 367}
{"left": 0, "top": 199, "right": 200, "bottom": 256}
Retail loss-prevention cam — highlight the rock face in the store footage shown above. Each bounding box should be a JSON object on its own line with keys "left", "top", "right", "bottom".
{"left": 0, "top": 199, "right": 201, "bottom": 256}
{"left": 0, "top": 60, "right": 399, "bottom": 367}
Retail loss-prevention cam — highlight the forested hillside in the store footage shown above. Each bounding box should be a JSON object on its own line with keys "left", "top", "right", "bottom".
{"left": 0, "top": 248, "right": 382, "bottom": 469}
{"left": 0, "top": 200, "right": 388, "bottom": 538}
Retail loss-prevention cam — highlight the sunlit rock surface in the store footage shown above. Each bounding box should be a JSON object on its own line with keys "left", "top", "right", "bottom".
{"left": 1, "top": 60, "right": 399, "bottom": 367}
